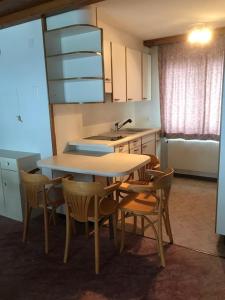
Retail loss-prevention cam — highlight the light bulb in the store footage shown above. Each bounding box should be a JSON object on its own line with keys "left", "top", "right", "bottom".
{"left": 188, "top": 26, "right": 213, "bottom": 45}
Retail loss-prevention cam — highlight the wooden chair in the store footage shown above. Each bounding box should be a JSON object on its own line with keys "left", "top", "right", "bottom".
{"left": 21, "top": 170, "right": 66, "bottom": 254}
{"left": 118, "top": 154, "right": 160, "bottom": 232}
{"left": 119, "top": 168, "right": 174, "bottom": 267}
{"left": 119, "top": 154, "right": 160, "bottom": 191}
{"left": 62, "top": 178, "right": 121, "bottom": 274}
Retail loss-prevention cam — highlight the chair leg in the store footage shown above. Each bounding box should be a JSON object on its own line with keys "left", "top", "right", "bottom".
{"left": 64, "top": 213, "right": 71, "bottom": 263}
{"left": 120, "top": 211, "right": 125, "bottom": 253}
{"left": 70, "top": 218, "right": 76, "bottom": 236}
{"left": 112, "top": 213, "right": 118, "bottom": 247}
{"left": 52, "top": 208, "right": 57, "bottom": 225}
{"left": 164, "top": 203, "right": 173, "bottom": 244}
{"left": 43, "top": 206, "right": 49, "bottom": 255}
{"left": 141, "top": 216, "right": 145, "bottom": 236}
{"left": 22, "top": 203, "right": 31, "bottom": 242}
{"left": 85, "top": 221, "right": 89, "bottom": 238}
{"left": 49, "top": 208, "right": 57, "bottom": 225}
{"left": 133, "top": 215, "right": 137, "bottom": 233}
{"left": 158, "top": 214, "right": 165, "bottom": 267}
{"left": 94, "top": 219, "right": 100, "bottom": 274}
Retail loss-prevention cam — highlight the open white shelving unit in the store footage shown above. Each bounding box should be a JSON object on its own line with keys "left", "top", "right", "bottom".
{"left": 44, "top": 24, "right": 105, "bottom": 103}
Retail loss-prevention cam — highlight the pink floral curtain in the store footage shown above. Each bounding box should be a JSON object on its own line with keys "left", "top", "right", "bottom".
{"left": 158, "top": 38, "right": 225, "bottom": 141}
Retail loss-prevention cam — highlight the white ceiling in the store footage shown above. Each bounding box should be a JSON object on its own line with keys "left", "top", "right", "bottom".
{"left": 97, "top": 0, "right": 225, "bottom": 40}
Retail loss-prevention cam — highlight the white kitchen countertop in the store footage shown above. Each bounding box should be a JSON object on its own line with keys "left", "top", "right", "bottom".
{"left": 68, "top": 128, "right": 160, "bottom": 149}
{"left": 37, "top": 152, "right": 150, "bottom": 177}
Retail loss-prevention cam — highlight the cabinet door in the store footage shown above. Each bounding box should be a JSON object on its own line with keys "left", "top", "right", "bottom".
{"left": 142, "top": 53, "right": 151, "bottom": 101}
{"left": 111, "top": 43, "right": 126, "bottom": 102}
{"left": 126, "top": 48, "right": 142, "bottom": 102}
{"left": 142, "top": 141, "right": 156, "bottom": 155}
{"left": 0, "top": 170, "right": 5, "bottom": 215}
{"left": 2, "top": 170, "right": 23, "bottom": 222}
{"left": 103, "top": 40, "right": 112, "bottom": 93}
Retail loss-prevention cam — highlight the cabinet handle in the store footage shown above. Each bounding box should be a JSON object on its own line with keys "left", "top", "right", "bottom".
{"left": 114, "top": 98, "right": 120, "bottom": 102}
{"left": 7, "top": 162, "right": 9, "bottom": 166}
{"left": 128, "top": 98, "right": 133, "bottom": 101}
{"left": 142, "top": 145, "right": 147, "bottom": 149}
{"left": 105, "top": 78, "right": 111, "bottom": 81}
{"left": 4, "top": 182, "right": 7, "bottom": 187}
{"left": 142, "top": 97, "right": 147, "bottom": 100}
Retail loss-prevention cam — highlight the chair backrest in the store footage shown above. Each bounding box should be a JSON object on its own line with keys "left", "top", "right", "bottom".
{"left": 62, "top": 178, "right": 105, "bottom": 222}
{"left": 138, "top": 154, "right": 160, "bottom": 181}
{"left": 20, "top": 170, "right": 50, "bottom": 208}
{"left": 154, "top": 168, "right": 174, "bottom": 202}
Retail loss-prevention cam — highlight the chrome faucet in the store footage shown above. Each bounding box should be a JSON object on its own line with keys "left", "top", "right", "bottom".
{"left": 114, "top": 118, "right": 132, "bottom": 131}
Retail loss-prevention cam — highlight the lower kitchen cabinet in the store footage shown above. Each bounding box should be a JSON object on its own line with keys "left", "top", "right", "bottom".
{"left": 142, "top": 134, "right": 156, "bottom": 155}
{"left": 142, "top": 140, "right": 155, "bottom": 155}
{"left": 0, "top": 150, "right": 40, "bottom": 222}
{"left": 2, "top": 170, "right": 22, "bottom": 221}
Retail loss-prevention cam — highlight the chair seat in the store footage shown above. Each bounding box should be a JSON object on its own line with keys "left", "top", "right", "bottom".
{"left": 119, "top": 192, "right": 158, "bottom": 214}
{"left": 87, "top": 198, "right": 118, "bottom": 221}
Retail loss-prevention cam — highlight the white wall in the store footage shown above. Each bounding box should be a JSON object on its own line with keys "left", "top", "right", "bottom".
{"left": 0, "top": 20, "right": 52, "bottom": 159}
{"left": 54, "top": 97, "right": 136, "bottom": 153}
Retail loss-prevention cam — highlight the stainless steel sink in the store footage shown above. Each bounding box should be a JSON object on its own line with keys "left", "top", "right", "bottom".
{"left": 84, "top": 135, "right": 127, "bottom": 141}
{"left": 117, "top": 128, "right": 151, "bottom": 134}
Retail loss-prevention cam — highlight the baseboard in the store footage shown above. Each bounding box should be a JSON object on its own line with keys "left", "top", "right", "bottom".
{"left": 174, "top": 172, "right": 218, "bottom": 182}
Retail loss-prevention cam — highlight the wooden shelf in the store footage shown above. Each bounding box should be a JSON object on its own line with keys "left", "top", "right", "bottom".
{"left": 44, "top": 20, "right": 104, "bottom": 104}
{"left": 46, "top": 51, "right": 102, "bottom": 60}
{"left": 45, "top": 24, "right": 100, "bottom": 38}
{"left": 48, "top": 77, "right": 103, "bottom": 82}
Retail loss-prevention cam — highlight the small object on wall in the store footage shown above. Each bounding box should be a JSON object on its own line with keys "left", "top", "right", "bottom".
{"left": 16, "top": 115, "right": 23, "bottom": 123}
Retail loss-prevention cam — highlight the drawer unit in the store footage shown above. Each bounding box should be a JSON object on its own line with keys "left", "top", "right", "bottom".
{"left": 0, "top": 157, "right": 18, "bottom": 171}
{"left": 0, "top": 149, "right": 40, "bottom": 222}
{"left": 129, "top": 138, "right": 141, "bottom": 151}
{"left": 114, "top": 143, "right": 129, "bottom": 153}
{"left": 2, "top": 169, "right": 22, "bottom": 221}
{"left": 129, "top": 145, "right": 142, "bottom": 154}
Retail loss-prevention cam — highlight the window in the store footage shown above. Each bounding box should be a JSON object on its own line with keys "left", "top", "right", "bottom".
{"left": 158, "top": 39, "right": 225, "bottom": 141}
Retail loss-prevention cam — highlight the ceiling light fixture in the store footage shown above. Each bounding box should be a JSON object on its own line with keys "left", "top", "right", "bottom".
{"left": 187, "top": 24, "right": 213, "bottom": 45}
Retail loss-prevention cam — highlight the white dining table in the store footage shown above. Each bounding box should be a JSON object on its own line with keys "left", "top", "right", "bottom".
{"left": 37, "top": 151, "right": 150, "bottom": 177}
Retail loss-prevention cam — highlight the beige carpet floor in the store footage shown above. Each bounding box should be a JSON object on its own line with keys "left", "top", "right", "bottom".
{"left": 125, "top": 176, "right": 225, "bottom": 257}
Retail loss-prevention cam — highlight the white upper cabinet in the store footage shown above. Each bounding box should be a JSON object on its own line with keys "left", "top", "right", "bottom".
{"left": 44, "top": 8, "right": 107, "bottom": 104}
{"left": 142, "top": 53, "right": 151, "bottom": 100}
{"left": 103, "top": 40, "right": 112, "bottom": 93}
{"left": 111, "top": 42, "right": 127, "bottom": 102}
{"left": 45, "top": 16, "right": 104, "bottom": 103}
{"left": 126, "top": 48, "right": 142, "bottom": 102}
